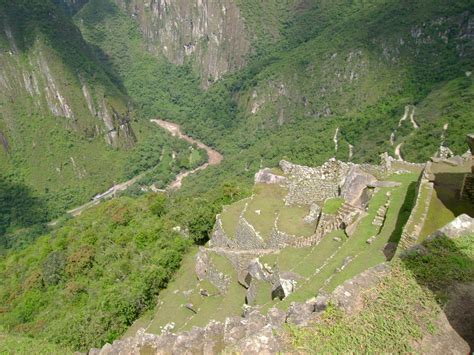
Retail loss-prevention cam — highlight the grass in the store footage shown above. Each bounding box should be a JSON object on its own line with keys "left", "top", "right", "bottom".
{"left": 419, "top": 189, "right": 458, "bottom": 241}
{"left": 243, "top": 183, "right": 287, "bottom": 238}
{"left": 285, "top": 260, "right": 440, "bottom": 353}
{"left": 144, "top": 249, "right": 247, "bottom": 333}
{"left": 322, "top": 198, "right": 345, "bottom": 215}
{"left": 286, "top": 232, "right": 473, "bottom": 353}
{"left": 0, "top": 326, "right": 73, "bottom": 355}
{"left": 220, "top": 198, "right": 249, "bottom": 239}
{"left": 144, "top": 247, "right": 202, "bottom": 334}
{"left": 270, "top": 173, "right": 419, "bottom": 308}
{"left": 242, "top": 183, "right": 315, "bottom": 240}
{"left": 278, "top": 204, "right": 314, "bottom": 237}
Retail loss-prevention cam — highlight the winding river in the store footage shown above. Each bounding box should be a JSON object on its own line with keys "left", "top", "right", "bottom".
{"left": 66, "top": 119, "right": 223, "bottom": 217}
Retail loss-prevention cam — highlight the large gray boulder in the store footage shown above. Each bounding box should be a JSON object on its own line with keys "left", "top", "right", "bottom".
{"left": 255, "top": 168, "right": 287, "bottom": 184}
{"left": 428, "top": 214, "right": 474, "bottom": 240}
{"left": 340, "top": 166, "right": 377, "bottom": 208}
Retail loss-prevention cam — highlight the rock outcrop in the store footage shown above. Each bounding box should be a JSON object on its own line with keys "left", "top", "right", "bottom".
{"left": 90, "top": 263, "right": 391, "bottom": 354}
{"left": 113, "top": 0, "right": 251, "bottom": 87}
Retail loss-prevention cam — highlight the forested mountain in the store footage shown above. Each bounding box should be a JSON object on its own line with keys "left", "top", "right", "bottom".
{"left": 0, "top": 0, "right": 473, "bottom": 353}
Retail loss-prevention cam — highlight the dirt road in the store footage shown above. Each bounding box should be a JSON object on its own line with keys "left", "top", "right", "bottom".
{"left": 62, "top": 119, "right": 223, "bottom": 219}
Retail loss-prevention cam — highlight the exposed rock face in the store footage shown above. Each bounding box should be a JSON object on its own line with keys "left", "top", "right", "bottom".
{"left": 113, "top": 0, "right": 251, "bottom": 87}
{"left": 255, "top": 168, "right": 287, "bottom": 185}
{"left": 0, "top": 18, "right": 136, "bottom": 149}
{"left": 427, "top": 214, "right": 474, "bottom": 240}
{"left": 91, "top": 263, "right": 391, "bottom": 354}
{"left": 340, "top": 166, "right": 377, "bottom": 208}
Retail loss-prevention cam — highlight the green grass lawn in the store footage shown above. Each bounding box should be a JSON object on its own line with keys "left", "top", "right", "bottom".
{"left": 243, "top": 183, "right": 315, "bottom": 240}
{"left": 220, "top": 198, "right": 249, "bottom": 239}
{"left": 144, "top": 249, "right": 247, "bottom": 333}
{"left": 322, "top": 198, "right": 345, "bottom": 214}
{"left": 243, "top": 183, "right": 288, "bottom": 239}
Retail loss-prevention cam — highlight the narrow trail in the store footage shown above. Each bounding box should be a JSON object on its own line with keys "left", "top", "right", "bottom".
{"left": 395, "top": 143, "right": 404, "bottom": 161}
{"left": 60, "top": 119, "right": 223, "bottom": 220}
{"left": 390, "top": 105, "right": 419, "bottom": 161}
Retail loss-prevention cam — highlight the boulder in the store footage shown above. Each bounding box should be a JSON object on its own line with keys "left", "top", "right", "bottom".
{"left": 224, "top": 317, "right": 247, "bottom": 345}
{"left": 304, "top": 203, "right": 322, "bottom": 224}
{"left": 255, "top": 168, "right": 287, "bottom": 184}
{"left": 286, "top": 301, "right": 316, "bottom": 326}
{"left": 340, "top": 166, "right": 377, "bottom": 208}
{"left": 266, "top": 307, "right": 287, "bottom": 327}
{"left": 428, "top": 214, "right": 474, "bottom": 240}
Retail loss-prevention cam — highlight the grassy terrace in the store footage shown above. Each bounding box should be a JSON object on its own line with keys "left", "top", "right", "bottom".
{"left": 416, "top": 159, "right": 473, "bottom": 242}
{"left": 243, "top": 183, "right": 315, "bottom": 240}
{"left": 322, "top": 198, "right": 345, "bottom": 214}
{"left": 287, "top": 235, "right": 474, "bottom": 353}
{"left": 129, "top": 173, "right": 419, "bottom": 334}
{"left": 138, "top": 248, "right": 247, "bottom": 334}
{"left": 261, "top": 173, "right": 419, "bottom": 310}
{"left": 220, "top": 198, "right": 249, "bottom": 238}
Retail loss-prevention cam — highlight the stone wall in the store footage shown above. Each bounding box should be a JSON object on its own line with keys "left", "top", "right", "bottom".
{"left": 281, "top": 159, "right": 352, "bottom": 205}
{"left": 209, "top": 216, "right": 237, "bottom": 249}
{"left": 234, "top": 217, "right": 266, "bottom": 250}
{"left": 397, "top": 173, "right": 433, "bottom": 251}
{"left": 91, "top": 263, "right": 392, "bottom": 354}
{"left": 195, "top": 248, "right": 231, "bottom": 293}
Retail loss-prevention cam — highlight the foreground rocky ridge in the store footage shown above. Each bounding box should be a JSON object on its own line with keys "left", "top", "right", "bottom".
{"left": 91, "top": 263, "right": 391, "bottom": 354}
{"left": 92, "top": 137, "right": 473, "bottom": 353}
{"left": 91, "top": 214, "right": 473, "bottom": 354}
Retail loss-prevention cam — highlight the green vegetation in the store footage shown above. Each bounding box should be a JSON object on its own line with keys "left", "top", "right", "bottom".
{"left": 0, "top": 195, "right": 193, "bottom": 350}
{"left": 322, "top": 198, "right": 345, "bottom": 215}
{"left": 142, "top": 249, "right": 247, "bottom": 333}
{"left": 0, "top": 0, "right": 202, "bottom": 245}
{"left": 286, "top": 261, "right": 439, "bottom": 353}
{"left": 0, "top": 326, "right": 73, "bottom": 355}
{"left": 1, "top": 0, "right": 474, "bottom": 352}
{"left": 268, "top": 173, "right": 418, "bottom": 309}
{"left": 287, "top": 234, "right": 474, "bottom": 352}
{"left": 0, "top": 177, "right": 246, "bottom": 350}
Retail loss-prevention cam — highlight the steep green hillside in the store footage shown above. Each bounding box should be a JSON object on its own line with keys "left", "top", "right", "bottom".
{"left": 0, "top": 0, "right": 207, "bottom": 249}
{"left": 0, "top": 179, "right": 245, "bottom": 350}
{"left": 75, "top": 0, "right": 474, "bottom": 193}
{"left": 0, "top": 0, "right": 135, "bottom": 215}
{"left": 0, "top": 195, "right": 190, "bottom": 350}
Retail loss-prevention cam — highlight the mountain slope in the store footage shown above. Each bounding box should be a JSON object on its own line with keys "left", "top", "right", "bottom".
{"left": 0, "top": 0, "right": 138, "bottom": 215}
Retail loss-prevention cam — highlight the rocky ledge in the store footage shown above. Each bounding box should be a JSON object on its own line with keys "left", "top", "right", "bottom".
{"left": 90, "top": 263, "right": 391, "bottom": 355}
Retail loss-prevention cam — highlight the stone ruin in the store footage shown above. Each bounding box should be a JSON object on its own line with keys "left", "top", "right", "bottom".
{"left": 90, "top": 146, "right": 474, "bottom": 354}
{"left": 198, "top": 154, "right": 396, "bottom": 307}
{"left": 91, "top": 263, "right": 392, "bottom": 354}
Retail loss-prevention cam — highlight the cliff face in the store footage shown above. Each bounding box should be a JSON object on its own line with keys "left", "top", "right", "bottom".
{"left": 112, "top": 0, "right": 251, "bottom": 87}
{"left": 0, "top": 2, "right": 136, "bottom": 149}
{"left": 0, "top": 0, "right": 138, "bottom": 213}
